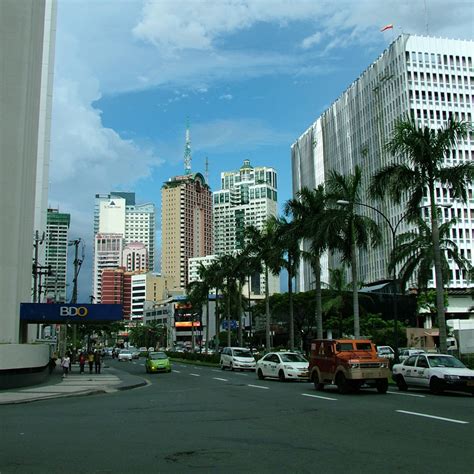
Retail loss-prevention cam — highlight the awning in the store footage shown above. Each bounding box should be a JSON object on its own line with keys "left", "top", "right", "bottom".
{"left": 424, "top": 330, "right": 439, "bottom": 337}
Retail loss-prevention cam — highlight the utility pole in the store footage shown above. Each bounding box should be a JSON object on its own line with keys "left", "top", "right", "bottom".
{"left": 68, "top": 238, "right": 84, "bottom": 351}
{"left": 32, "top": 230, "right": 45, "bottom": 303}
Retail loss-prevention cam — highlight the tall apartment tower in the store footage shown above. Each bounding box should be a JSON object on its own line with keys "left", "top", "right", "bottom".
{"left": 161, "top": 173, "right": 213, "bottom": 288}
{"left": 292, "top": 34, "right": 474, "bottom": 294}
{"left": 92, "top": 192, "right": 156, "bottom": 300}
{"left": 213, "top": 159, "right": 279, "bottom": 295}
{"left": 44, "top": 209, "right": 70, "bottom": 303}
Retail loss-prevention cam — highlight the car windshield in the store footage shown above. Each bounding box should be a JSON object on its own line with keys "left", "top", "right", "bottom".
{"left": 355, "top": 343, "right": 372, "bottom": 351}
{"left": 120, "top": 350, "right": 131, "bottom": 354}
{"left": 234, "top": 349, "right": 253, "bottom": 358}
{"left": 150, "top": 352, "right": 167, "bottom": 360}
{"left": 336, "top": 343, "right": 354, "bottom": 351}
{"left": 280, "top": 353, "right": 307, "bottom": 363}
{"left": 378, "top": 348, "right": 392, "bottom": 354}
{"left": 428, "top": 356, "right": 466, "bottom": 369}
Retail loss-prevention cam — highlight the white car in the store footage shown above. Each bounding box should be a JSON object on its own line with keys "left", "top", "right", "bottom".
{"left": 118, "top": 349, "right": 132, "bottom": 362}
{"left": 220, "top": 347, "right": 256, "bottom": 371}
{"left": 256, "top": 352, "right": 309, "bottom": 382}
{"left": 377, "top": 345, "right": 395, "bottom": 360}
{"left": 392, "top": 353, "right": 474, "bottom": 395}
{"left": 398, "top": 348, "right": 426, "bottom": 362}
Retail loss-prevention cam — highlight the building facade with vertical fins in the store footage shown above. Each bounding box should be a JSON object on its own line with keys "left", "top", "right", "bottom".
{"left": 292, "top": 34, "right": 473, "bottom": 300}
{"left": 44, "top": 209, "right": 70, "bottom": 303}
{"left": 161, "top": 173, "right": 213, "bottom": 289}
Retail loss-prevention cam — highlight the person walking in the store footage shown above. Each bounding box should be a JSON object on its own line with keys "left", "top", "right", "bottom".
{"left": 79, "top": 352, "right": 86, "bottom": 374}
{"left": 87, "top": 351, "right": 94, "bottom": 374}
{"left": 94, "top": 350, "right": 102, "bottom": 374}
{"left": 60, "top": 354, "right": 70, "bottom": 378}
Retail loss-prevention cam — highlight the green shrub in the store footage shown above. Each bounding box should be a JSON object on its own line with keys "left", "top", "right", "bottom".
{"left": 166, "top": 351, "right": 220, "bottom": 364}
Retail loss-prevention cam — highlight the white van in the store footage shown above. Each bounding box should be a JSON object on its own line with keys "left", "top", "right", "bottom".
{"left": 220, "top": 347, "right": 256, "bottom": 371}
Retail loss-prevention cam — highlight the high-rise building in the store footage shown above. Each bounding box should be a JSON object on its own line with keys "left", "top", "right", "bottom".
{"left": 92, "top": 192, "right": 156, "bottom": 300}
{"left": 0, "top": 0, "right": 56, "bottom": 346}
{"left": 213, "top": 159, "right": 279, "bottom": 295}
{"left": 93, "top": 233, "right": 124, "bottom": 302}
{"left": 292, "top": 34, "right": 473, "bottom": 297}
{"left": 44, "top": 209, "right": 70, "bottom": 303}
{"left": 161, "top": 173, "right": 213, "bottom": 288}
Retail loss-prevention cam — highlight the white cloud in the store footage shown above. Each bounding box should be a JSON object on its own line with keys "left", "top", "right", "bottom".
{"left": 219, "top": 94, "right": 233, "bottom": 100}
{"left": 301, "top": 32, "right": 322, "bottom": 49}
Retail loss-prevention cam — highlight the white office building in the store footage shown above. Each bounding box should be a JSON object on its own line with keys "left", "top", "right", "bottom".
{"left": 213, "top": 159, "right": 279, "bottom": 296}
{"left": 292, "top": 34, "right": 473, "bottom": 300}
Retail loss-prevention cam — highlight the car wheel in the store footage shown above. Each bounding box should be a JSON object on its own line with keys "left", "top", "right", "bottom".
{"left": 430, "top": 377, "right": 444, "bottom": 395}
{"left": 230, "top": 363, "right": 234, "bottom": 371}
{"left": 336, "top": 372, "right": 349, "bottom": 394}
{"left": 396, "top": 375, "right": 408, "bottom": 391}
{"left": 278, "top": 370, "right": 286, "bottom": 382}
{"left": 257, "top": 369, "right": 265, "bottom": 380}
{"left": 376, "top": 378, "right": 388, "bottom": 394}
{"left": 312, "top": 371, "right": 324, "bottom": 391}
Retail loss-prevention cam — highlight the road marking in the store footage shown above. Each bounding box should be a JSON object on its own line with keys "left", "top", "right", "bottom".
{"left": 211, "top": 369, "right": 222, "bottom": 373}
{"left": 194, "top": 367, "right": 203, "bottom": 370}
{"left": 213, "top": 377, "right": 228, "bottom": 382}
{"left": 301, "top": 393, "right": 338, "bottom": 401}
{"left": 172, "top": 370, "right": 181, "bottom": 374}
{"left": 234, "top": 372, "right": 249, "bottom": 376}
{"left": 190, "top": 373, "right": 200, "bottom": 377}
{"left": 388, "top": 391, "right": 426, "bottom": 398}
{"left": 396, "top": 410, "right": 469, "bottom": 425}
{"left": 247, "top": 384, "right": 269, "bottom": 390}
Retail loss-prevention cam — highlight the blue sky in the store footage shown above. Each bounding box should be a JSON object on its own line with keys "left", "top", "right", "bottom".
{"left": 48, "top": 0, "right": 474, "bottom": 300}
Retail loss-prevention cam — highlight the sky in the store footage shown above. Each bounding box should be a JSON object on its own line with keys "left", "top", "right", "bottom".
{"left": 48, "top": 0, "right": 474, "bottom": 301}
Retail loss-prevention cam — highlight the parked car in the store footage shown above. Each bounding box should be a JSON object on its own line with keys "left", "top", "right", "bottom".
{"left": 118, "top": 349, "right": 132, "bottom": 362}
{"left": 138, "top": 347, "right": 148, "bottom": 355}
{"left": 145, "top": 351, "right": 171, "bottom": 373}
{"left": 220, "top": 347, "right": 256, "bottom": 371}
{"left": 377, "top": 345, "right": 395, "bottom": 360}
{"left": 256, "top": 352, "right": 309, "bottom": 382}
{"left": 392, "top": 353, "right": 474, "bottom": 395}
{"left": 398, "top": 348, "right": 426, "bottom": 362}
{"left": 309, "top": 339, "right": 390, "bottom": 394}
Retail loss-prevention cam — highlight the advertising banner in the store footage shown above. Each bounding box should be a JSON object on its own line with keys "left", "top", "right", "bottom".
{"left": 20, "top": 303, "right": 123, "bottom": 324}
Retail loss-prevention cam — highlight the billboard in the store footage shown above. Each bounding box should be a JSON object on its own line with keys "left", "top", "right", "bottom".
{"left": 20, "top": 303, "right": 123, "bottom": 324}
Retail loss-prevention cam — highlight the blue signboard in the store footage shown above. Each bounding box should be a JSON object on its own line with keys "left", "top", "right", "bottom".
{"left": 20, "top": 303, "right": 123, "bottom": 324}
{"left": 221, "top": 320, "right": 238, "bottom": 330}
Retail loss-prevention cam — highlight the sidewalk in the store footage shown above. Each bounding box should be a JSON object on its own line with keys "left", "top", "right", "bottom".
{"left": 0, "top": 363, "right": 147, "bottom": 405}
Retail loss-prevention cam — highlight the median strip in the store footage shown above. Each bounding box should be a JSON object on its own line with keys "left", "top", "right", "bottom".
{"left": 396, "top": 410, "right": 469, "bottom": 424}
{"left": 247, "top": 384, "right": 269, "bottom": 390}
{"left": 301, "top": 393, "right": 338, "bottom": 401}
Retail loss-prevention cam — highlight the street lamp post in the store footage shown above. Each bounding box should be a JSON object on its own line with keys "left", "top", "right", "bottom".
{"left": 337, "top": 200, "right": 405, "bottom": 361}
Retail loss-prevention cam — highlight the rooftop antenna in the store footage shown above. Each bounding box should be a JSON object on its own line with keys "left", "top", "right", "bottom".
{"left": 184, "top": 117, "right": 192, "bottom": 175}
{"left": 205, "top": 156, "right": 209, "bottom": 184}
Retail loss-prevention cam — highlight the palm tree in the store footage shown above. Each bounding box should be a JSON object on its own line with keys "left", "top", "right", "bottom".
{"left": 369, "top": 118, "right": 473, "bottom": 352}
{"left": 389, "top": 217, "right": 472, "bottom": 293}
{"left": 285, "top": 185, "right": 327, "bottom": 340}
{"left": 195, "top": 262, "right": 215, "bottom": 353}
{"left": 245, "top": 220, "right": 281, "bottom": 351}
{"left": 324, "top": 165, "right": 382, "bottom": 338}
{"left": 270, "top": 215, "right": 300, "bottom": 350}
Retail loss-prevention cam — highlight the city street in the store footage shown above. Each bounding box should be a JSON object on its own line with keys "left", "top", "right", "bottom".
{"left": 1, "top": 357, "right": 473, "bottom": 473}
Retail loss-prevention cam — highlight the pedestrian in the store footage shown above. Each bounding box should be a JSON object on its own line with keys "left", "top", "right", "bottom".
{"left": 79, "top": 352, "right": 86, "bottom": 374}
{"left": 94, "top": 350, "right": 102, "bottom": 374}
{"left": 60, "top": 354, "right": 70, "bottom": 378}
{"left": 87, "top": 351, "right": 94, "bottom": 373}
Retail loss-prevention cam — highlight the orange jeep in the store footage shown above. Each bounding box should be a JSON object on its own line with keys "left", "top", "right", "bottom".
{"left": 309, "top": 339, "right": 390, "bottom": 394}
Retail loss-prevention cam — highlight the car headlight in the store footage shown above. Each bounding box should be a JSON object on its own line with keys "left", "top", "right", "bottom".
{"left": 444, "top": 375, "right": 460, "bottom": 380}
{"left": 284, "top": 365, "right": 293, "bottom": 369}
{"left": 350, "top": 363, "right": 360, "bottom": 369}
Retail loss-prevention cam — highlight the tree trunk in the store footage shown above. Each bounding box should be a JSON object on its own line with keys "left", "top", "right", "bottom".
{"left": 265, "top": 265, "right": 271, "bottom": 351}
{"left": 238, "top": 281, "right": 243, "bottom": 347}
{"left": 205, "top": 297, "right": 209, "bottom": 354}
{"left": 351, "top": 242, "right": 360, "bottom": 338}
{"left": 227, "top": 288, "right": 231, "bottom": 347}
{"left": 314, "top": 256, "right": 323, "bottom": 339}
{"left": 215, "top": 288, "right": 220, "bottom": 351}
{"left": 430, "top": 186, "right": 447, "bottom": 353}
{"left": 288, "top": 259, "right": 294, "bottom": 350}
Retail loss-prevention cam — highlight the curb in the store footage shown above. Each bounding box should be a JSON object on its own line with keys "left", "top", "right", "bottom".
{"left": 0, "top": 388, "right": 107, "bottom": 406}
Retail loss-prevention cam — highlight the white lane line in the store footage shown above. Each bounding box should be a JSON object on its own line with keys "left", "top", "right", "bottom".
{"left": 194, "top": 367, "right": 203, "bottom": 370}
{"left": 213, "top": 377, "right": 228, "bottom": 382}
{"left": 396, "top": 410, "right": 469, "bottom": 425}
{"left": 211, "top": 369, "right": 221, "bottom": 373}
{"left": 302, "top": 393, "right": 338, "bottom": 401}
{"left": 234, "top": 372, "right": 249, "bottom": 376}
{"left": 388, "top": 391, "right": 425, "bottom": 398}
{"left": 172, "top": 370, "right": 181, "bottom": 374}
{"left": 190, "top": 373, "right": 201, "bottom": 377}
{"left": 247, "top": 384, "right": 269, "bottom": 390}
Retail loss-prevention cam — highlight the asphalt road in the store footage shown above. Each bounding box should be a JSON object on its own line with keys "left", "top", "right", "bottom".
{"left": 1, "top": 357, "right": 473, "bottom": 474}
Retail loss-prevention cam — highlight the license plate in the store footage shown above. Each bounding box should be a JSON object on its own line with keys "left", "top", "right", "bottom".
{"left": 467, "top": 381, "right": 474, "bottom": 386}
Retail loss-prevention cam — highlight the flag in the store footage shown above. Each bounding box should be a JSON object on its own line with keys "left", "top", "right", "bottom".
{"left": 380, "top": 24, "right": 394, "bottom": 32}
